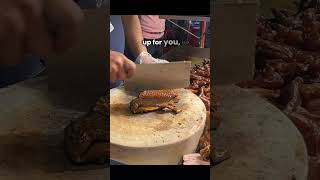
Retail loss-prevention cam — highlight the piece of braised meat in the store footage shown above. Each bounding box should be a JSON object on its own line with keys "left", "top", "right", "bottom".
{"left": 130, "top": 90, "right": 181, "bottom": 114}
{"left": 64, "top": 96, "right": 108, "bottom": 164}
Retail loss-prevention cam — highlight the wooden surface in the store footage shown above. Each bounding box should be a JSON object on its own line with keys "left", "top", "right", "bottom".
{"left": 110, "top": 87, "right": 206, "bottom": 165}
{"left": 212, "top": 85, "right": 308, "bottom": 180}
{"left": 0, "top": 77, "right": 108, "bottom": 180}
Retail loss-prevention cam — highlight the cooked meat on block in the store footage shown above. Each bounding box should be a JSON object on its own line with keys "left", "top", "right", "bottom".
{"left": 138, "top": 89, "right": 178, "bottom": 99}
{"left": 64, "top": 96, "right": 109, "bottom": 164}
{"left": 130, "top": 90, "right": 181, "bottom": 114}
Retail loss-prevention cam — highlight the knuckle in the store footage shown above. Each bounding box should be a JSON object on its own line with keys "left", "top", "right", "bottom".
{"left": 115, "top": 58, "right": 123, "bottom": 66}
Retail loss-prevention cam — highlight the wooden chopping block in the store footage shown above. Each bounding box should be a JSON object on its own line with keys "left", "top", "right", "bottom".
{"left": 110, "top": 88, "right": 206, "bottom": 165}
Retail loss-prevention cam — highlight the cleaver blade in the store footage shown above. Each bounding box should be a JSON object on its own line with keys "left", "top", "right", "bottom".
{"left": 124, "top": 61, "right": 191, "bottom": 93}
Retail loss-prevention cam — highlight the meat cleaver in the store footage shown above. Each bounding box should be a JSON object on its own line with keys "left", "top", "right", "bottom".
{"left": 124, "top": 61, "right": 191, "bottom": 93}
{"left": 48, "top": 8, "right": 108, "bottom": 112}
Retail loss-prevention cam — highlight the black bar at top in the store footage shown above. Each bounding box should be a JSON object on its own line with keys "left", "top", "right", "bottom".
{"left": 111, "top": 0, "right": 210, "bottom": 15}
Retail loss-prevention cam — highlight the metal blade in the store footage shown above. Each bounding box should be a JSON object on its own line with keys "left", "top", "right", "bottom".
{"left": 124, "top": 61, "right": 191, "bottom": 93}
{"left": 48, "top": 9, "right": 108, "bottom": 112}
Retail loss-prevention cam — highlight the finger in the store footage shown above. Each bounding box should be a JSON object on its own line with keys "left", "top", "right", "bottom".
{"left": 43, "top": 0, "right": 84, "bottom": 52}
{"left": 116, "top": 66, "right": 127, "bottom": 80}
{"left": 21, "top": 0, "right": 54, "bottom": 57}
{"left": 123, "top": 58, "right": 136, "bottom": 79}
{"left": 125, "top": 61, "right": 136, "bottom": 78}
{"left": 112, "top": 56, "right": 126, "bottom": 80}
{"left": 110, "top": 64, "right": 118, "bottom": 81}
{"left": 0, "top": 7, "right": 26, "bottom": 67}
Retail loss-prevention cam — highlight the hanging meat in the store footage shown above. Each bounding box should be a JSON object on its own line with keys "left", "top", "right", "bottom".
{"left": 183, "top": 59, "right": 229, "bottom": 165}
{"left": 238, "top": 4, "right": 320, "bottom": 179}
{"left": 187, "top": 59, "right": 211, "bottom": 111}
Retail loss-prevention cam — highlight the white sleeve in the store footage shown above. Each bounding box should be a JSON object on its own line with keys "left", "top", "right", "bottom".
{"left": 110, "top": 22, "right": 114, "bottom": 33}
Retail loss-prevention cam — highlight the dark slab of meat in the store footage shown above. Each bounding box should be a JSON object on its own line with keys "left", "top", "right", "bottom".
{"left": 64, "top": 96, "right": 109, "bottom": 164}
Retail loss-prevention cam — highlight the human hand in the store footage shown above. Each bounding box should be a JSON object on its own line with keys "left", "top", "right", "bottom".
{"left": 110, "top": 50, "right": 136, "bottom": 81}
{"left": 0, "top": 0, "right": 84, "bottom": 67}
{"left": 135, "top": 52, "right": 169, "bottom": 64}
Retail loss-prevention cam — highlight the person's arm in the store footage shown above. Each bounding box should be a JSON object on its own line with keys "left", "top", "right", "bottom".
{"left": 121, "top": 15, "right": 147, "bottom": 59}
{"left": 121, "top": 15, "right": 168, "bottom": 64}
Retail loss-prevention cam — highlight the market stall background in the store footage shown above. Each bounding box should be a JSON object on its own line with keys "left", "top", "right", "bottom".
{"left": 212, "top": 0, "right": 320, "bottom": 180}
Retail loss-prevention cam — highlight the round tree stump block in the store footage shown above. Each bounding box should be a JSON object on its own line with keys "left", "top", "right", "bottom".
{"left": 110, "top": 88, "right": 206, "bottom": 165}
